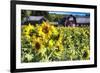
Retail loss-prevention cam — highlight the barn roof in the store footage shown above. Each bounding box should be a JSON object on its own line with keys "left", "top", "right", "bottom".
{"left": 22, "top": 16, "right": 45, "bottom": 24}
{"left": 76, "top": 17, "right": 90, "bottom": 23}
{"left": 64, "top": 16, "right": 90, "bottom": 24}
{"left": 27, "top": 16, "right": 44, "bottom": 21}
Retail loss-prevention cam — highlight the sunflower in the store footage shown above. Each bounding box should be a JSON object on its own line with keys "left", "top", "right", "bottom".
{"left": 53, "top": 42, "right": 64, "bottom": 57}
{"left": 37, "top": 21, "right": 52, "bottom": 39}
{"left": 21, "top": 23, "right": 35, "bottom": 39}
{"left": 32, "top": 38, "right": 46, "bottom": 55}
{"left": 50, "top": 25, "right": 58, "bottom": 36}
{"left": 48, "top": 39, "right": 55, "bottom": 48}
{"left": 81, "top": 49, "right": 90, "bottom": 60}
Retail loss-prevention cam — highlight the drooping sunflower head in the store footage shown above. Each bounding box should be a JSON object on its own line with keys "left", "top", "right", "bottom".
{"left": 82, "top": 49, "right": 90, "bottom": 60}
{"left": 53, "top": 42, "right": 64, "bottom": 57}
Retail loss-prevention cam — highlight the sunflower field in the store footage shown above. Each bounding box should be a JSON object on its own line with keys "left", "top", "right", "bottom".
{"left": 21, "top": 21, "right": 90, "bottom": 63}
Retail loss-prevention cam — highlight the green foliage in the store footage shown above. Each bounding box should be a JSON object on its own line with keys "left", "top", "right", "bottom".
{"left": 21, "top": 22, "right": 90, "bottom": 63}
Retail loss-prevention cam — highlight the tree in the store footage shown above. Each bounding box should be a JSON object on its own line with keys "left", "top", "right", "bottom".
{"left": 21, "top": 10, "right": 49, "bottom": 21}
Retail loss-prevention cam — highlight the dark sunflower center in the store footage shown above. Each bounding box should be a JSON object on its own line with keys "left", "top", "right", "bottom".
{"left": 42, "top": 26, "right": 49, "bottom": 34}
{"left": 35, "top": 42, "right": 41, "bottom": 50}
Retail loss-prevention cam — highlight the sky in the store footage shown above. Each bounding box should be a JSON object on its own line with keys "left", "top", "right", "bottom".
{"left": 49, "top": 11, "right": 90, "bottom": 16}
